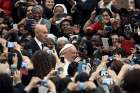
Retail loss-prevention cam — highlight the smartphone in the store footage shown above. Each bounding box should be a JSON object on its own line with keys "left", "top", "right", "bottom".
{"left": 100, "top": 70, "right": 108, "bottom": 77}
{"left": 57, "top": 67, "right": 63, "bottom": 75}
{"left": 101, "top": 38, "right": 109, "bottom": 49}
{"left": 7, "top": 42, "right": 14, "bottom": 48}
{"left": 78, "top": 62, "right": 87, "bottom": 73}
{"left": 38, "top": 80, "right": 48, "bottom": 87}
{"left": 13, "top": 24, "right": 18, "bottom": 30}
{"left": 20, "top": 61, "right": 28, "bottom": 75}
{"left": 77, "top": 82, "right": 86, "bottom": 91}
{"left": 21, "top": 61, "right": 28, "bottom": 69}
{"left": 102, "top": 78, "right": 113, "bottom": 85}
{"left": 26, "top": 19, "right": 36, "bottom": 32}
{"left": 11, "top": 64, "right": 17, "bottom": 76}
{"left": 104, "top": 26, "right": 113, "bottom": 32}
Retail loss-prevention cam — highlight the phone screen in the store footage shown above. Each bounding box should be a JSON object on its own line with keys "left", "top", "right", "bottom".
{"left": 100, "top": 70, "right": 108, "bottom": 77}
{"left": 101, "top": 38, "right": 109, "bottom": 49}
{"left": 7, "top": 42, "right": 14, "bottom": 48}
{"left": 78, "top": 62, "right": 87, "bottom": 73}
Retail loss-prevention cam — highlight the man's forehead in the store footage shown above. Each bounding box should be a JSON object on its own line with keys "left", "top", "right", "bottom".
{"left": 35, "top": 24, "right": 48, "bottom": 32}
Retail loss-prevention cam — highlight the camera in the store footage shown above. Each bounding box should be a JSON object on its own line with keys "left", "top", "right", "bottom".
{"left": 38, "top": 80, "right": 48, "bottom": 87}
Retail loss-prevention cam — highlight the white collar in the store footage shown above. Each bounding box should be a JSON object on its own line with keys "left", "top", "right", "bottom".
{"left": 34, "top": 37, "right": 43, "bottom": 50}
{"left": 63, "top": 58, "right": 71, "bottom": 75}
{"left": 38, "top": 18, "right": 43, "bottom": 24}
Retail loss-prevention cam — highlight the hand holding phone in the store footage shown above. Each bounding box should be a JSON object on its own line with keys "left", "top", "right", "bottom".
{"left": 7, "top": 42, "right": 14, "bottom": 48}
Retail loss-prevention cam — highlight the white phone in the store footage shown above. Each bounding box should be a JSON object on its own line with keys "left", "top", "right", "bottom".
{"left": 101, "top": 38, "right": 109, "bottom": 49}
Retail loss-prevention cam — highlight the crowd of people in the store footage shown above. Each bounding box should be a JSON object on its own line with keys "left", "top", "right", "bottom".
{"left": 0, "top": 0, "right": 140, "bottom": 93}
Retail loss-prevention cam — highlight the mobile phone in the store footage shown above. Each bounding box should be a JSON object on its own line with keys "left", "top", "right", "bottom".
{"left": 11, "top": 64, "right": 17, "bottom": 76}
{"left": 7, "top": 42, "right": 14, "bottom": 48}
{"left": 57, "top": 67, "right": 63, "bottom": 75}
{"left": 77, "top": 82, "right": 86, "bottom": 91}
{"left": 38, "top": 80, "right": 48, "bottom": 87}
{"left": 21, "top": 61, "right": 28, "bottom": 69}
{"left": 104, "top": 26, "right": 113, "bottom": 32}
{"left": 101, "top": 38, "right": 109, "bottom": 49}
{"left": 26, "top": 19, "right": 36, "bottom": 31}
{"left": 13, "top": 24, "right": 18, "bottom": 30}
{"left": 102, "top": 78, "right": 113, "bottom": 85}
{"left": 100, "top": 70, "right": 108, "bottom": 77}
{"left": 78, "top": 62, "right": 87, "bottom": 73}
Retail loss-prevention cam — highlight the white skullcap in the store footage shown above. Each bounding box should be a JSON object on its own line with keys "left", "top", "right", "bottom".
{"left": 59, "top": 44, "right": 74, "bottom": 56}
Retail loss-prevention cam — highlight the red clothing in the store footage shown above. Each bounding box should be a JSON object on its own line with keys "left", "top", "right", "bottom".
{"left": 121, "top": 40, "right": 134, "bottom": 55}
{"left": 0, "top": 0, "right": 12, "bottom": 16}
{"left": 87, "top": 22, "right": 102, "bottom": 32}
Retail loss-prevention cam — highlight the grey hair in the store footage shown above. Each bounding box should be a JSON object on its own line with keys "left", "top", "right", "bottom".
{"left": 32, "top": 5, "right": 44, "bottom": 14}
{"left": 57, "top": 37, "right": 69, "bottom": 45}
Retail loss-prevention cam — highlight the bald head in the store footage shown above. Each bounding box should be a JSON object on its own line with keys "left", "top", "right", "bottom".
{"left": 34, "top": 24, "right": 48, "bottom": 42}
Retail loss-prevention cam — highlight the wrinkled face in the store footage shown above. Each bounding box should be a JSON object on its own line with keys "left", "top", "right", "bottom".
{"left": 45, "top": 38, "right": 54, "bottom": 49}
{"left": 36, "top": 27, "right": 48, "bottom": 42}
{"left": 102, "top": 11, "right": 110, "bottom": 23}
{"left": 45, "top": 0, "right": 55, "bottom": 9}
{"left": 32, "top": 11, "right": 42, "bottom": 21}
{"left": 64, "top": 47, "right": 77, "bottom": 62}
{"left": 26, "top": 6, "right": 33, "bottom": 18}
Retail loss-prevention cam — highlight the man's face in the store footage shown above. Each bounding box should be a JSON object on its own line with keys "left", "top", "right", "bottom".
{"left": 64, "top": 47, "right": 77, "bottom": 62}
{"left": 61, "top": 21, "right": 72, "bottom": 34}
{"left": 36, "top": 26, "right": 48, "bottom": 42}
{"left": 26, "top": 6, "right": 33, "bottom": 18}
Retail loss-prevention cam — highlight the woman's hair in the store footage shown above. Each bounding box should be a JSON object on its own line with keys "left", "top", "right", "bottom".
{"left": 122, "top": 69, "right": 140, "bottom": 93}
{"left": 101, "top": 8, "right": 113, "bottom": 18}
{"left": 111, "top": 60, "right": 124, "bottom": 75}
{"left": 0, "top": 73, "right": 13, "bottom": 93}
{"left": 31, "top": 50, "right": 56, "bottom": 79}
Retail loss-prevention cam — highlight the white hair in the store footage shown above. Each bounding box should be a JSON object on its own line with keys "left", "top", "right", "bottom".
{"left": 57, "top": 37, "right": 69, "bottom": 45}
